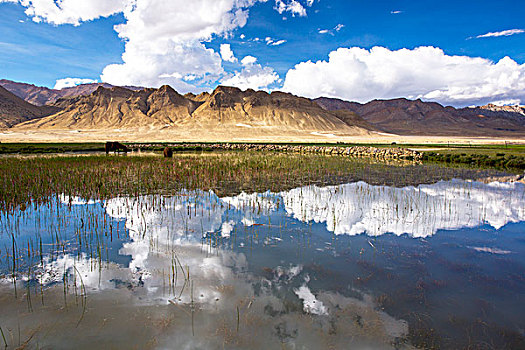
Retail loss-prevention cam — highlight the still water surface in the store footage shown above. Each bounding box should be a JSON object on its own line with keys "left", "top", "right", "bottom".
{"left": 1, "top": 179, "right": 524, "bottom": 349}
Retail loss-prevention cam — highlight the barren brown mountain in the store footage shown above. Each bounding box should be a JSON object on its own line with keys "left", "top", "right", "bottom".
{"left": 188, "top": 86, "right": 364, "bottom": 133}
{"left": 19, "top": 85, "right": 198, "bottom": 129}
{"left": 0, "top": 79, "right": 143, "bottom": 106}
{"left": 3, "top": 78, "right": 524, "bottom": 139}
{"left": 315, "top": 97, "right": 525, "bottom": 137}
{"left": 0, "top": 86, "right": 58, "bottom": 128}
{"left": 14, "top": 85, "right": 368, "bottom": 135}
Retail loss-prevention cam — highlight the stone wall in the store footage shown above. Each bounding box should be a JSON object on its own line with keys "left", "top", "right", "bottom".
{"left": 128, "top": 143, "right": 422, "bottom": 161}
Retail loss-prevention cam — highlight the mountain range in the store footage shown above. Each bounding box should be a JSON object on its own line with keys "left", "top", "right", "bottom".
{"left": 314, "top": 97, "right": 525, "bottom": 137}
{"left": 0, "top": 79, "right": 143, "bottom": 106}
{"left": 0, "top": 79, "right": 524, "bottom": 138}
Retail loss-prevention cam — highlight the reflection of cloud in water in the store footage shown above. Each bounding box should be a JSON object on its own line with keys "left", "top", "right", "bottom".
{"left": 104, "top": 193, "right": 247, "bottom": 305}
{"left": 2, "top": 187, "right": 434, "bottom": 348}
{"left": 39, "top": 254, "right": 131, "bottom": 291}
{"left": 222, "top": 191, "right": 280, "bottom": 227}
{"left": 104, "top": 193, "right": 411, "bottom": 347}
{"left": 65, "top": 179, "right": 523, "bottom": 303}
{"left": 294, "top": 283, "right": 328, "bottom": 315}
{"left": 281, "top": 180, "right": 525, "bottom": 237}
{"left": 59, "top": 194, "right": 100, "bottom": 205}
{"left": 102, "top": 179, "right": 523, "bottom": 241}
{"left": 6, "top": 179, "right": 521, "bottom": 348}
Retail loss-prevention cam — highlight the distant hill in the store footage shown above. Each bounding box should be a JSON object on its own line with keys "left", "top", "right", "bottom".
{"left": 15, "top": 85, "right": 368, "bottom": 135}
{"left": 0, "top": 79, "right": 143, "bottom": 106}
{"left": 0, "top": 86, "right": 58, "bottom": 128}
{"left": 315, "top": 97, "right": 525, "bottom": 137}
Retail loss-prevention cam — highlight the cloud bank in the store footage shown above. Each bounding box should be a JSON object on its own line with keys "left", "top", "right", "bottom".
{"left": 282, "top": 46, "right": 525, "bottom": 106}
{"left": 8, "top": 0, "right": 277, "bottom": 92}
{"left": 100, "top": 0, "right": 263, "bottom": 92}
{"left": 1, "top": 0, "right": 129, "bottom": 25}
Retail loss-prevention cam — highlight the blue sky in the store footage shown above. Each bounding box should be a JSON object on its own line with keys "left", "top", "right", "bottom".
{"left": 0, "top": 0, "right": 524, "bottom": 106}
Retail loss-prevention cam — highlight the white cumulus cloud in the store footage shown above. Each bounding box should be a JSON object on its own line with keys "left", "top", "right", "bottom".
{"left": 11, "top": 0, "right": 268, "bottom": 92}
{"left": 7, "top": 0, "right": 129, "bottom": 25}
{"left": 222, "top": 55, "right": 279, "bottom": 90}
{"left": 220, "top": 43, "right": 237, "bottom": 62}
{"left": 54, "top": 77, "right": 98, "bottom": 90}
{"left": 100, "top": 0, "right": 262, "bottom": 91}
{"left": 282, "top": 46, "right": 525, "bottom": 106}
{"left": 241, "top": 55, "right": 257, "bottom": 65}
{"left": 274, "top": 0, "right": 307, "bottom": 17}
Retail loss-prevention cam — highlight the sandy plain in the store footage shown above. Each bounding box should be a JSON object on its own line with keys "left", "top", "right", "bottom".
{"left": 1, "top": 127, "right": 524, "bottom": 145}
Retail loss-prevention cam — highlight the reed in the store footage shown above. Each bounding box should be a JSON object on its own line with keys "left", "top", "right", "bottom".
{"left": 0, "top": 152, "right": 505, "bottom": 214}
{"left": 0, "top": 326, "right": 7, "bottom": 349}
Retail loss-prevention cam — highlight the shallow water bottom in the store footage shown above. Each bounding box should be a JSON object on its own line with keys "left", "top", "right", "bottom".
{"left": 0, "top": 279, "right": 413, "bottom": 350}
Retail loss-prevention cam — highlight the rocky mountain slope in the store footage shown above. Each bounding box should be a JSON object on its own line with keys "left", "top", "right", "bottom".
{"left": 14, "top": 85, "right": 367, "bottom": 135}
{"left": 2, "top": 78, "right": 524, "bottom": 138}
{"left": 0, "top": 79, "right": 142, "bottom": 106}
{"left": 187, "top": 86, "right": 364, "bottom": 132}
{"left": 315, "top": 97, "right": 525, "bottom": 137}
{"left": 0, "top": 86, "right": 58, "bottom": 128}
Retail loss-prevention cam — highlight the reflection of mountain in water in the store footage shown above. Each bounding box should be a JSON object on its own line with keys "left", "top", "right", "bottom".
{"left": 281, "top": 180, "right": 525, "bottom": 237}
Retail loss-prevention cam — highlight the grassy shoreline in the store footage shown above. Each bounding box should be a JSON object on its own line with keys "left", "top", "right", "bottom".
{"left": 1, "top": 142, "right": 524, "bottom": 170}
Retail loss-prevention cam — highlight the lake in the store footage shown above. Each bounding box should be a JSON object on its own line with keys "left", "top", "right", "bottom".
{"left": 0, "top": 154, "right": 524, "bottom": 349}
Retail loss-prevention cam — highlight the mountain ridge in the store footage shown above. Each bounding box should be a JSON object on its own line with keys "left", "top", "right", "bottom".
{"left": 12, "top": 84, "right": 366, "bottom": 135}
{"left": 1, "top": 79, "right": 524, "bottom": 138}
{"left": 0, "top": 79, "right": 144, "bottom": 106}
{"left": 315, "top": 97, "right": 525, "bottom": 137}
